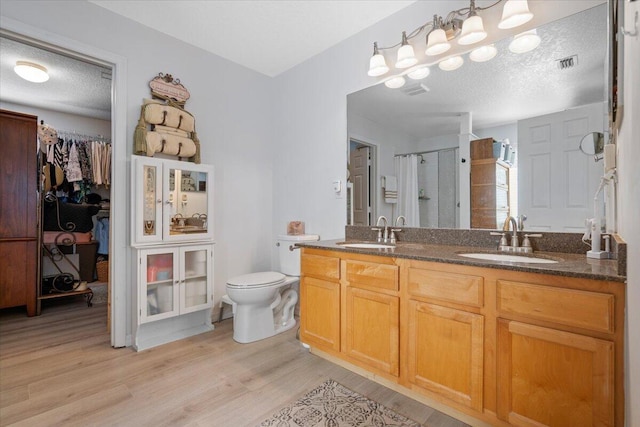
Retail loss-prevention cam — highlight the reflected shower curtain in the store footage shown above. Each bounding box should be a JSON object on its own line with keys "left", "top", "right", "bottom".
{"left": 394, "top": 154, "right": 420, "bottom": 227}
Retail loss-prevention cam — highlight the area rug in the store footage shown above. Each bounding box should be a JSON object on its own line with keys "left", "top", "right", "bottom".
{"left": 258, "top": 379, "right": 421, "bottom": 427}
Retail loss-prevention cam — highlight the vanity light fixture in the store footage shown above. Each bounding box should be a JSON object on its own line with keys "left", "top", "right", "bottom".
{"left": 14, "top": 61, "right": 49, "bottom": 83}
{"left": 499, "top": 0, "right": 534, "bottom": 29}
{"left": 509, "top": 29, "right": 541, "bottom": 53}
{"left": 367, "top": 42, "right": 389, "bottom": 77}
{"left": 367, "top": 0, "right": 536, "bottom": 88}
{"left": 458, "top": 0, "right": 487, "bottom": 45}
{"left": 438, "top": 56, "right": 464, "bottom": 71}
{"left": 469, "top": 44, "right": 498, "bottom": 62}
{"left": 395, "top": 32, "right": 418, "bottom": 69}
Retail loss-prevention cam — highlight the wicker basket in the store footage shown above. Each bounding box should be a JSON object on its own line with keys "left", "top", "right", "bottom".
{"left": 96, "top": 260, "right": 109, "bottom": 282}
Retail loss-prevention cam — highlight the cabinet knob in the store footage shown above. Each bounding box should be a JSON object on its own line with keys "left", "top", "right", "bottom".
{"left": 156, "top": 199, "right": 162, "bottom": 203}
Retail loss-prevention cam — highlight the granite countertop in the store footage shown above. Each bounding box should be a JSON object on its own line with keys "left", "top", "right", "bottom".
{"left": 298, "top": 239, "right": 626, "bottom": 283}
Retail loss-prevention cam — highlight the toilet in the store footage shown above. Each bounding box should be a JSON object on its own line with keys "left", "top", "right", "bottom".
{"left": 225, "top": 234, "right": 319, "bottom": 343}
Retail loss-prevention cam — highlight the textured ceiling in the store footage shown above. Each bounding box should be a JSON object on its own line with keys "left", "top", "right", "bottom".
{"left": 89, "top": 0, "right": 417, "bottom": 77}
{"left": 0, "top": 36, "right": 112, "bottom": 120}
{"left": 348, "top": 3, "right": 608, "bottom": 141}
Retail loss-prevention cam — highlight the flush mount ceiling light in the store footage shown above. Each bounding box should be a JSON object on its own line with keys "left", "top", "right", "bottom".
{"left": 438, "top": 56, "right": 464, "bottom": 71}
{"left": 509, "top": 29, "right": 541, "bottom": 53}
{"left": 367, "top": 0, "right": 535, "bottom": 88}
{"left": 469, "top": 44, "right": 498, "bottom": 62}
{"left": 14, "top": 61, "right": 49, "bottom": 83}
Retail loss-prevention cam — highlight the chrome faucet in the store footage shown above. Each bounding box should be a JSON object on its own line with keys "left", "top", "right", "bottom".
{"left": 373, "top": 216, "right": 389, "bottom": 243}
{"left": 503, "top": 216, "right": 519, "bottom": 248}
{"left": 394, "top": 215, "right": 406, "bottom": 227}
{"left": 389, "top": 215, "right": 406, "bottom": 244}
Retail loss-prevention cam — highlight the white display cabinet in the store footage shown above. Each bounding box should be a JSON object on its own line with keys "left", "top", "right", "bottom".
{"left": 133, "top": 155, "right": 214, "bottom": 245}
{"left": 137, "top": 244, "right": 213, "bottom": 324}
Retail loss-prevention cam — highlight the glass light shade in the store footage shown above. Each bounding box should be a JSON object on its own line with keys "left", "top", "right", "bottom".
{"left": 395, "top": 43, "right": 418, "bottom": 69}
{"left": 499, "top": 0, "right": 533, "bottom": 29}
{"left": 384, "top": 76, "right": 406, "bottom": 89}
{"left": 425, "top": 28, "right": 451, "bottom": 56}
{"left": 469, "top": 44, "right": 497, "bottom": 62}
{"left": 14, "top": 61, "right": 49, "bottom": 83}
{"left": 438, "top": 56, "right": 464, "bottom": 71}
{"left": 458, "top": 15, "right": 487, "bottom": 45}
{"left": 408, "top": 66, "right": 430, "bottom": 80}
{"left": 509, "top": 29, "right": 541, "bottom": 53}
{"left": 368, "top": 53, "right": 389, "bottom": 77}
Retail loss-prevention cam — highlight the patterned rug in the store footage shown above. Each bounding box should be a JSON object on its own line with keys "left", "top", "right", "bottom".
{"left": 258, "top": 379, "right": 421, "bottom": 427}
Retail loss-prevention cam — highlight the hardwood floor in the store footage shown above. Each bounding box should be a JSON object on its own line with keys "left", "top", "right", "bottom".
{"left": 0, "top": 299, "right": 468, "bottom": 427}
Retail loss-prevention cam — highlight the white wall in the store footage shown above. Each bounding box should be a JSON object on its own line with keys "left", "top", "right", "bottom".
{"left": 474, "top": 122, "right": 517, "bottom": 148}
{"left": 618, "top": 1, "right": 640, "bottom": 425}
{"left": 1, "top": 0, "right": 275, "bottom": 341}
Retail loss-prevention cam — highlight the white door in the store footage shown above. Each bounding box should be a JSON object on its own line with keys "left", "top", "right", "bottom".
{"left": 350, "top": 146, "right": 370, "bottom": 226}
{"left": 518, "top": 103, "right": 604, "bottom": 231}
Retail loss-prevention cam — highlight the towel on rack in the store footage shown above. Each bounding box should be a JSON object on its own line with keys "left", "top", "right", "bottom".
{"left": 383, "top": 175, "right": 398, "bottom": 204}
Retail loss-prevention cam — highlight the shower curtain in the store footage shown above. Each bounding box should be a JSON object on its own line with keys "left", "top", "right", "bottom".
{"left": 394, "top": 154, "right": 420, "bottom": 226}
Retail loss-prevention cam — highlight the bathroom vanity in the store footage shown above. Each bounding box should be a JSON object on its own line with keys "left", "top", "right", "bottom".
{"left": 298, "top": 238, "right": 625, "bottom": 427}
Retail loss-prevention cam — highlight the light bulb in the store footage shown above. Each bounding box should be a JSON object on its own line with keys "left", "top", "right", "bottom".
{"left": 509, "top": 29, "right": 541, "bottom": 53}
{"left": 384, "top": 76, "right": 406, "bottom": 89}
{"left": 14, "top": 61, "right": 49, "bottom": 83}
{"left": 469, "top": 44, "right": 497, "bottom": 62}
{"left": 438, "top": 56, "right": 464, "bottom": 71}
{"left": 499, "top": 0, "right": 533, "bottom": 29}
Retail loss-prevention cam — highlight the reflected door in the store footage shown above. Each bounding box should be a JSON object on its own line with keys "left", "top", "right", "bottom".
{"left": 350, "top": 146, "right": 370, "bottom": 226}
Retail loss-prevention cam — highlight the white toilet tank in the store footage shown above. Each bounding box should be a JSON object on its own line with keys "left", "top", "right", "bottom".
{"left": 277, "top": 234, "right": 319, "bottom": 276}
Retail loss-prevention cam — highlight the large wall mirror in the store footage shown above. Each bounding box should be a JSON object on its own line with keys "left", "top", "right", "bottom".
{"left": 347, "top": 2, "right": 609, "bottom": 232}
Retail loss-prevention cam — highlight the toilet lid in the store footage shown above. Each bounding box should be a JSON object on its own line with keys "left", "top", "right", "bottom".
{"left": 227, "top": 271, "right": 286, "bottom": 288}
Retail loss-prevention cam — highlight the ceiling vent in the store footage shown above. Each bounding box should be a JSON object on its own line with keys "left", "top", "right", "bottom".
{"left": 402, "top": 84, "right": 429, "bottom": 96}
{"left": 557, "top": 55, "right": 578, "bottom": 70}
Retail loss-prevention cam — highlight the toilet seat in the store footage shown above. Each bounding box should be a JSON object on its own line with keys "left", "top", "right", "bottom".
{"left": 227, "top": 271, "right": 286, "bottom": 289}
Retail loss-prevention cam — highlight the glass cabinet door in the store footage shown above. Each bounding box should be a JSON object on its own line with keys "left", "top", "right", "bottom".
{"left": 164, "top": 164, "right": 213, "bottom": 242}
{"left": 141, "top": 249, "right": 179, "bottom": 322}
{"left": 180, "top": 246, "right": 212, "bottom": 313}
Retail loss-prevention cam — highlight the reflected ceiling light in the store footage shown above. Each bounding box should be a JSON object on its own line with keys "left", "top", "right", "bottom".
{"left": 395, "top": 32, "right": 418, "bottom": 69}
{"left": 384, "top": 76, "right": 406, "bottom": 89}
{"left": 509, "top": 29, "right": 541, "bottom": 53}
{"left": 469, "top": 44, "right": 497, "bottom": 62}
{"left": 458, "top": 1, "right": 487, "bottom": 45}
{"left": 499, "top": 0, "right": 534, "bottom": 29}
{"left": 408, "top": 66, "right": 430, "bottom": 80}
{"left": 14, "top": 61, "right": 49, "bottom": 83}
{"left": 367, "top": 42, "right": 389, "bottom": 77}
{"left": 438, "top": 56, "right": 464, "bottom": 71}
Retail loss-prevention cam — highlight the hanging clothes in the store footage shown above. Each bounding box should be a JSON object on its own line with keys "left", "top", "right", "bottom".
{"left": 95, "top": 217, "right": 110, "bottom": 255}
{"left": 66, "top": 141, "right": 83, "bottom": 183}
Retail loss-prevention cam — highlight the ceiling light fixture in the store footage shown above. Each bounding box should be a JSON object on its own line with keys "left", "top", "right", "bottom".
{"left": 407, "top": 66, "right": 431, "bottom": 80}
{"left": 14, "top": 61, "right": 49, "bottom": 83}
{"left": 384, "top": 76, "right": 406, "bottom": 89}
{"left": 367, "top": 0, "right": 537, "bottom": 88}
{"left": 509, "top": 29, "right": 541, "bottom": 53}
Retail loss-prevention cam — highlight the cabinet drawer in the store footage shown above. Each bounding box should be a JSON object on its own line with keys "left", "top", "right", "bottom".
{"left": 497, "top": 280, "right": 614, "bottom": 333}
{"left": 301, "top": 254, "right": 340, "bottom": 281}
{"left": 345, "top": 260, "right": 398, "bottom": 291}
{"left": 408, "top": 268, "right": 483, "bottom": 308}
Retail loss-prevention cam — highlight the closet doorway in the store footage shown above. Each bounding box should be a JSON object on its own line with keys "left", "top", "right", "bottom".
{"left": 0, "top": 24, "right": 126, "bottom": 347}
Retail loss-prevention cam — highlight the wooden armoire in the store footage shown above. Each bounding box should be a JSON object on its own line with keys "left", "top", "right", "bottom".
{"left": 470, "top": 137, "right": 511, "bottom": 229}
{"left": 0, "top": 110, "right": 38, "bottom": 316}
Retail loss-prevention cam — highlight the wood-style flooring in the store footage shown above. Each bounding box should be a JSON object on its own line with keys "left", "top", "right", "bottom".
{"left": 0, "top": 299, "right": 468, "bottom": 427}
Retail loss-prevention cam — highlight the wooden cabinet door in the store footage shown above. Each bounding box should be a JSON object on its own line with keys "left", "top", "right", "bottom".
{"left": 407, "top": 300, "right": 484, "bottom": 411}
{"left": 300, "top": 276, "right": 340, "bottom": 351}
{"left": 497, "top": 319, "right": 614, "bottom": 427}
{"left": 344, "top": 287, "right": 399, "bottom": 376}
